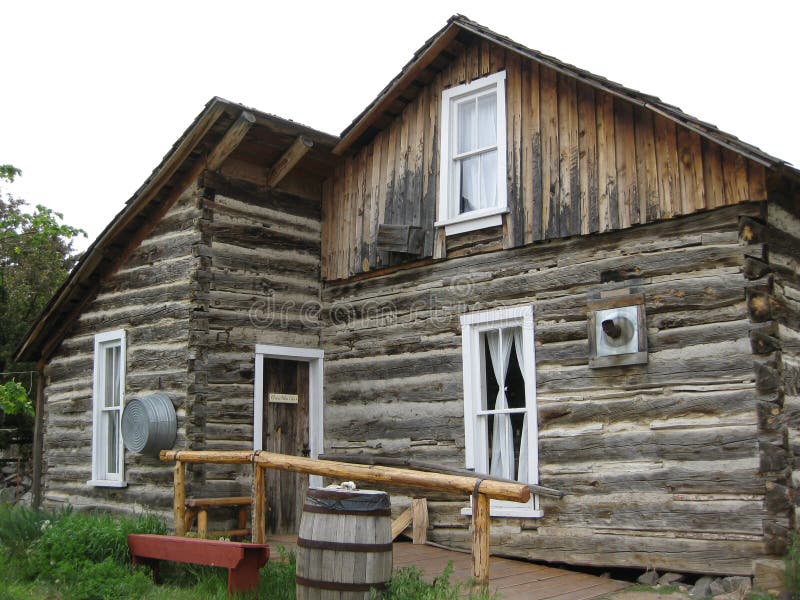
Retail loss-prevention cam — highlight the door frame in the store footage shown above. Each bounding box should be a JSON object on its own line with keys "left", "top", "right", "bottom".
{"left": 253, "top": 344, "right": 324, "bottom": 487}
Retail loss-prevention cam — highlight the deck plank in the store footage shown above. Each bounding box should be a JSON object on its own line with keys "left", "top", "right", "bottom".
{"left": 268, "top": 536, "right": 629, "bottom": 599}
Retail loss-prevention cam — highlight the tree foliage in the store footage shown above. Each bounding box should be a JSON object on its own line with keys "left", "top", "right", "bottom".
{"left": 0, "top": 165, "right": 85, "bottom": 372}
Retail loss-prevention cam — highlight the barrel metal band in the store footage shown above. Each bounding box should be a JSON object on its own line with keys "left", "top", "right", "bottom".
{"left": 295, "top": 575, "right": 387, "bottom": 592}
{"left": 303, "top": 505, "right": 392, "bottom": 517}
{"left": 297, "top": 536, "right": 392, "bottom": 553}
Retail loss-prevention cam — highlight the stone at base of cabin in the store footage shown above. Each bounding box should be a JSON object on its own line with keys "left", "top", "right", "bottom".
{"left": 709, "top": 579, "right": 726, "bottom": 596}
{"left": 753, "top": 558, "right": 786, "bottom": 593}
{"left": 691, "top": 576, "right": 715, "bottom": 598}
{"left": 658, "top": 573, "right": 685, "bottom": 586}
{"left": 721, "top": 576, "right": 752, "bottom": 595}
{"left": 638, "top": 570, "right": 660, "bottom": 585}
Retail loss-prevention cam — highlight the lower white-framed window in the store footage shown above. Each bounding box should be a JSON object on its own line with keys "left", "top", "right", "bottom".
{"left": 89, "top": 329, "right": 127, "bottom": 487}
{"left": 460, "top": 305, "right": 542, "bottom": 517}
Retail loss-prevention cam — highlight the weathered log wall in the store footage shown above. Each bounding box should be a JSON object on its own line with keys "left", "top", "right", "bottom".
{"left": 41, "top": 185, "right": 203, "bottom": 518}
{"left": 188, "top": 171, "right": 323, "bottom": 497}
{"left": 322, "top": 35, "right": 768, "bottom": 281}
{"left": 761, "top": 189, "right": 800, "bottom": 537}
{"left": 320, "top": 203, "right": 771, "bottom": 575}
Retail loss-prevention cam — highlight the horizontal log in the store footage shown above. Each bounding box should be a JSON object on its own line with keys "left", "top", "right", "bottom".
{"left": 201, "top": 171, "right": 321, "bottom": 221}
{"left": 740, "top": 216, "right": 800, "bottom": 257}
{"left": 539, "top": 388, "right": 760, "bottom": 428}
{"left": 208, "top": 194, "right": 321, "bottom": 234}
{"left": 540, "top": 425, "right": 758, "bottom": 464}
{"left": 429, "top": 527, "right": 763, "bottom": 575}
{"left": 160, "top": 450, "right": 530, "bottom": 503}
{"left": 541, "top": 461, "right": 764, "bottom": 496}
{"left": 317, "top": 453, "right": 563, "bottom": 497}
{"left": 325, "top": 204, "right": 757, "bottom": 298}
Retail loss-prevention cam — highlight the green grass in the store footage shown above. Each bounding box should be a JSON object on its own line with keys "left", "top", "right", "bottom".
{"left": 0, "top": 503, "right": 497, "bottom": 599}
{"left": 373, "top": 562, "right": 498, "bottom": 600}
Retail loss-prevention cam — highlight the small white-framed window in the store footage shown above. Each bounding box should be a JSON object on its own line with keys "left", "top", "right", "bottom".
{"left": 437, "top": 70, "right": 508, "bottom": 236}
{"left": 89, "top": 329, "right": 126, "bottom": 487}
{"left": 460, "top": 305, "right": 541, "bottom": 517}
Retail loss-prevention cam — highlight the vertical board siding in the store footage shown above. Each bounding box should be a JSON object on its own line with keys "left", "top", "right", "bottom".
{"left": 322, "top": 38, "right": 768, "bottom": 281}
{"left": 320, "top": 203, "right": 769, "bottom": 574}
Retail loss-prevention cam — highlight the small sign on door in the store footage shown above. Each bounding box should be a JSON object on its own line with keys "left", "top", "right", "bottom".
{"left": 269, "top": 393, "right": 299, "bottom": 404}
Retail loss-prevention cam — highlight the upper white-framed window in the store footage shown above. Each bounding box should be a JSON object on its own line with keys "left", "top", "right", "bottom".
{"left": 460, "top": 305, "right": 542, "bottom": 518}
{"left": 437, "top": 70, "right": 508, "bottom": 236}
{"left": 89, "top": 329, "right": 127, "bottom": 487}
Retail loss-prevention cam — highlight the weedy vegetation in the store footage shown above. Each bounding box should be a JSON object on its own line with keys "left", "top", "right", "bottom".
{"left": 0, "top": 503, "right": 490, "bottom": 599}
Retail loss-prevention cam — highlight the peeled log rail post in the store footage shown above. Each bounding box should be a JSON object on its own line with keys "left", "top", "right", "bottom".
{"left": 173, "top": 460, "right": 186, "bottom": 536}
{"left": 160, "top": 450, "right": 531, "bottom": 585}
{"left": 252, "top": 464, "right": 266, "bottom": 545}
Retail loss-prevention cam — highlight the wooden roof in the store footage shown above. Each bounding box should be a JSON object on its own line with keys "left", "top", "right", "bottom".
{"left": 15, "top": 98, "right": 338, "bottom": 363}
{"left": 334, "top": 15, "right": 798, "bottom": 181}
{"left": 16, "top": 17, "right": 800, "bottom": 362}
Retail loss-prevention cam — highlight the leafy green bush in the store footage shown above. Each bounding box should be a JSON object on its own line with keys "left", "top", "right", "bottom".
{"left": 373, "top": 562, "right": 496, "bottom": 600}
{"left": 0, "top": 381, "right": 34, "bottom": 418}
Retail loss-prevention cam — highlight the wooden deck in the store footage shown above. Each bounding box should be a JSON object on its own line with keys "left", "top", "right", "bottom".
{"left": 270, "top": 536, "right": 629, "bottom": 599}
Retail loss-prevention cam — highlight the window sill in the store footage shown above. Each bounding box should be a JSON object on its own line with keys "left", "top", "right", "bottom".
{"left": 460, "top": 506, "right": 544, "bottom": 518}
{"left": 87, "top": 479, "right": 127, "bottom": 488}
{"left": 435, "top": 208, "right": 507, "bottom": 236}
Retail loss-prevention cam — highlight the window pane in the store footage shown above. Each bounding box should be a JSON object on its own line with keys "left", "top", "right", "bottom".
{"left": 506, "top": 334, "right": 525, "bottom": 410}
{"left": 477, "top": 93, "right": 496, "bottom": 148}
{"left": 104, "top": 346, "right": 120, "bottom": 408}
{"left": 482, "top": 334, "right": 498, "bottom": 411}
{"left": 106, "top": 412, "right": 119, "bottom": 475}
{"left": 511, "top": 412, "right": 526, "bottom": 481}
{"left": 457, "top": 99, "right": 476, "bottom": 154}
{"left": 459, "top": 155, "right": 480, "bottom": 214}
{"left": 479, "top": 151, "right": 498, "bottom": 209}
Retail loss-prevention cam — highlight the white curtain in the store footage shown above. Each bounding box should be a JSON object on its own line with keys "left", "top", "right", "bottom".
{"left": 487, "top": 330, "right": 515, "bottom": 480}
{"left": 513, "top": 328, "right": 529, "bottom": 483}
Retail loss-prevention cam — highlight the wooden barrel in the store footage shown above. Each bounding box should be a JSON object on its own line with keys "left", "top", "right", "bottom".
{"left": 296, "top": 488, "right": 392, "bottom": 599}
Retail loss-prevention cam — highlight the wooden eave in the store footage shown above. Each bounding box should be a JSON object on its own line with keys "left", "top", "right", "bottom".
{"left": 334, "top": 15, "right": 799, "bottom": 181}
{"left": 15, "top": 98, "right": 338, "bottom": 363}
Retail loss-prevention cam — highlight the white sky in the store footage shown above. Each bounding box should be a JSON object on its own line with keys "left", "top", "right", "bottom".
{"left": 2, "top": 0, "right": 798, "bottom": 251}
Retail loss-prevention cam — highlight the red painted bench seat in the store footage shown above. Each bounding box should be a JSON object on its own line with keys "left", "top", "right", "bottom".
{"left": 128, "top": 533, "right": 270, "bottom": 595}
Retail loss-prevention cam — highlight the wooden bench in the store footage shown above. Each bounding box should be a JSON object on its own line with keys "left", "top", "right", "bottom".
{"left": 128, "top": 534, "right": 269, "bottom": 595}
{"left": 183, "top": 496, "right": 251, "bottom": 539}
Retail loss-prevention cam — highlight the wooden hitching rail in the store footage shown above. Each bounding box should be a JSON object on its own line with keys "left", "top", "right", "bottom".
{"left": 160, "top": 450, "right": 531, "bottom": 585}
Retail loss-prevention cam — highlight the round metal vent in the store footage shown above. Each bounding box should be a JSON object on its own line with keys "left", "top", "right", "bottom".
{"left": 121, "top": 393, "right": 177, "bottom": 456}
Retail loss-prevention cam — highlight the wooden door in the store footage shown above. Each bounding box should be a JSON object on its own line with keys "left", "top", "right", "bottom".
{"left": 262, "top": 358, "right": 309, "bottom": 535}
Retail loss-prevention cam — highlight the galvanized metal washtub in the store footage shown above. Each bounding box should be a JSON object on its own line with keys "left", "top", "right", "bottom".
{"left": 121, "top": 392, "right": 177, "bottom": 457}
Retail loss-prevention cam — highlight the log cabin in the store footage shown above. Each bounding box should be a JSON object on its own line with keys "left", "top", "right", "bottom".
{"left": 15, "top": 15, "right": 800, "bottom": 576}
